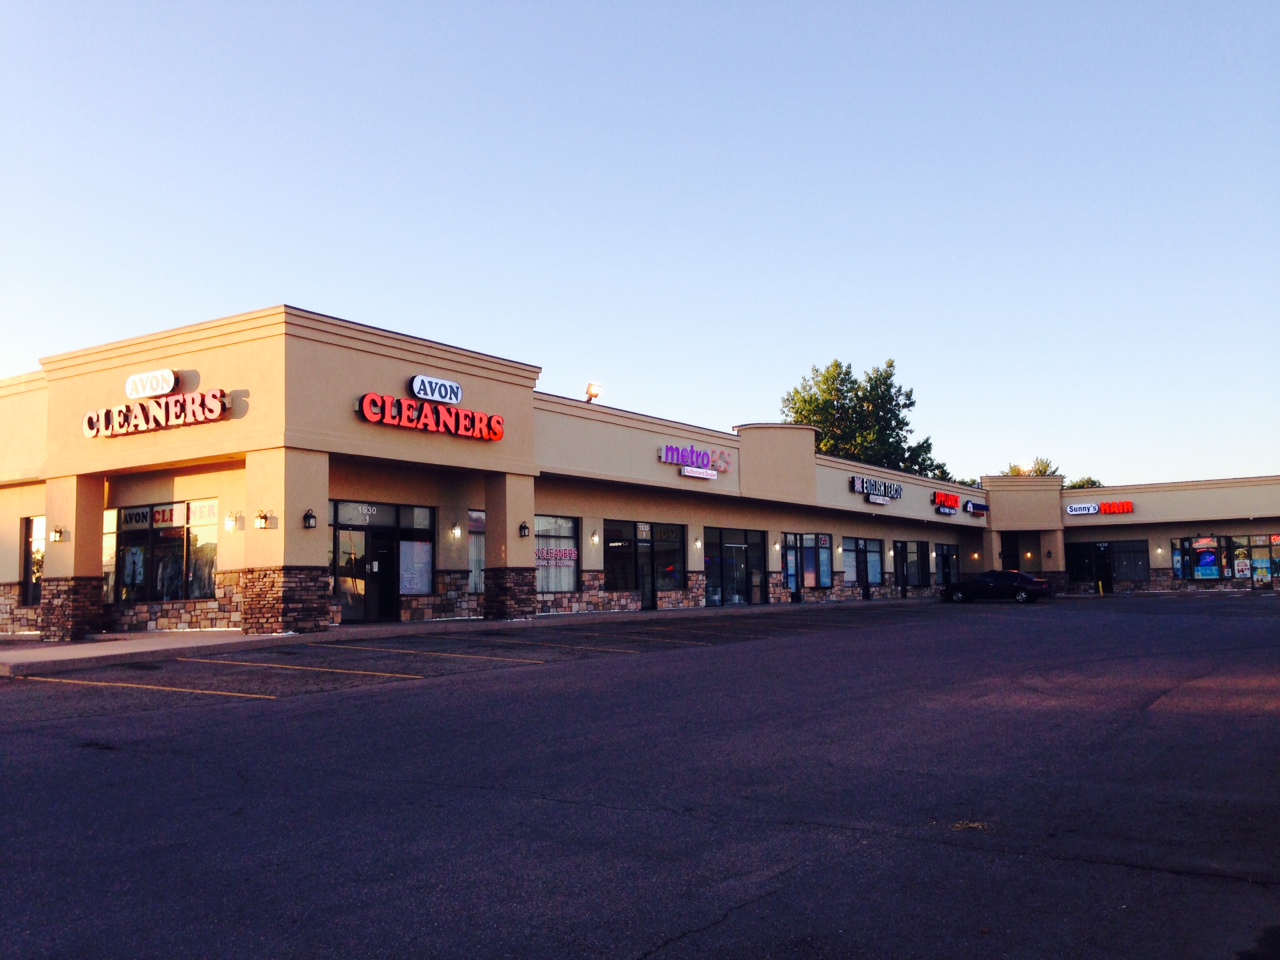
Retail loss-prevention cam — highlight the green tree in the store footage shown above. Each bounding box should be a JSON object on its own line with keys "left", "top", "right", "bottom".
{"left": 1000, "top": 457, "right": 1061, "bottom": 477}
{"left": 780, "top": 359, "right": 951, "bottom": 479}
{"left": 1064, "top": 476, "right": 1104, "bottom": 489}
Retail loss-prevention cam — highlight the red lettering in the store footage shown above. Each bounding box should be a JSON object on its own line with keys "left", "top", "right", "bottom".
{"left": 167, "top": 394, "right": 184, "bottom": 425}
{"left": 126, "top": 403, "right": 146, "bottom": 432}
{"left": 204, "top": 389, "right": 226, "bottom": 420}
{"left": 382, "top": 395, "right": 400, "bottom": 426}
{"left": 400, "top": 397, "right": 418, "bottom": 428}
{"left": 147, "top": 399, "right": 167, "bottom": 427}
{"left": 416, "top": 403, "right": 437, "bottom": 432}
{"left": 82, "top": 411, "right": 99, "bottom": 438}
{"left": 113, "top": 405, "right": 129, "bottom": 434}
{"left": 457, "top": 409, "right": 474, "bottom": 437}
{"left": 472, "top": 411, "right": 490, "bottom": 439}
{"left": 360, "top": 392, "right": 383, "bottom": 422}
{"left": 489, "top": 415, "right": 504, "bottom": 442}
{"left": 184, "top": 392, "right": 204, "bottom": 423}
{"left": 436, "top": 405, "right": 457, "bottom": 434}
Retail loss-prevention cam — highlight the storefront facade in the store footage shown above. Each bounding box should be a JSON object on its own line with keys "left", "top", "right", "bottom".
{"left": 982, "top": 475, "right": 1280, "bottom": 594}
{"left": 4, "top": 304, "right": 1272, "bottom": 641}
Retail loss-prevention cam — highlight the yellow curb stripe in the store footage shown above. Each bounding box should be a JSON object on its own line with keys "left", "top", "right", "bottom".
{"left": 177, "top": 658, "right": 424, "bottom": 680}
{"left": 486, "top": 637, "right": 639, "bottom": 655}
{"left": 307, "top": 643, "right": 544, "bottom": 664}
{"left": 18, "top": 675, "right": 276, "bottom": 700}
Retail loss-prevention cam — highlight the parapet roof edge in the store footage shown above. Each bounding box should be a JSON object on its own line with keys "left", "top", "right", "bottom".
{"left": 38, "top": 305, "right": 542, "bottom": 382}
{"left": 533, "top": 391, "right": 739, "bottom": 442}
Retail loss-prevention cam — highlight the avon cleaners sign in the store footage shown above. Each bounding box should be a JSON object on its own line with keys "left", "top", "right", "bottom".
{"left": 358, "top": 392, "right": 504, "bottom": 441}
{"left": 83, "top": 370, "right": 229, "bottom": 438}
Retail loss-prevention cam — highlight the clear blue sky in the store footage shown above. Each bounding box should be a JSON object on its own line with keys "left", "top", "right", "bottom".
{"left": 2, "top": 2, "right": 1276, "bottom": 485}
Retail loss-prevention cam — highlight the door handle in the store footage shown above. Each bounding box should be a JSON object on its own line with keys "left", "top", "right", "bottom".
{"left": 370, "top": 561, "right": 379, "bottom": 573}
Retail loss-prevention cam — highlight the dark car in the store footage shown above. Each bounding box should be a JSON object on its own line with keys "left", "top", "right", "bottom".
{"left": 940, "top": 570, "right": 1053, "bottom": 604}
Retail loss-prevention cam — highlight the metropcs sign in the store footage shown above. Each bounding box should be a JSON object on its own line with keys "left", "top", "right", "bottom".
{"left": 658, "top": 443, "right": 733, "bottom": 480}
{"left": 83, "top": 369, "right": 229, "bottom": 438}
{"left": 1066, "top": 501, "right": 1134, "bottom": 516}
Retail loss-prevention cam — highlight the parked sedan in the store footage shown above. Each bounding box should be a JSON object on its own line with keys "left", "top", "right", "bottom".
{"left": 940, "top": 570, "right": 1053, "bottom": 604}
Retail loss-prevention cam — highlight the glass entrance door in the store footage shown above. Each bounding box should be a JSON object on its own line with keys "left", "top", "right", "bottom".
{"left": 636, "top": 539, "right": 655, "bottom": 610}
{"left": 335, "top": 529, "right": 367, "bottom": 622}
{"left": 783, "top": 533, "right": 802, "bottom": 603}
{"left": 722, "top": 543, "right": 749, "bottom": 604}
{"left": 366, "top": 530, "right": 399, "bottom": 622}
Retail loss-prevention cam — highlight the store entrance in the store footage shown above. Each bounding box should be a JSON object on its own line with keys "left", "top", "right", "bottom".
{"left": 636, "top": 538, "right": 656, "bottom": 610}
{"left": 365, "top": 530, "right": 400, "bottom": 622}
{"left": 1093, "top": 542, "right": 1113, "bottom": 594}
{"left": 783, "top": 533, "right": 802, "bottom": 603}
{"left": 893, "top": 540, "right": 909, "bottom": 599}
{"left": 853, "top": 543, "right": 871, "bottom": 600}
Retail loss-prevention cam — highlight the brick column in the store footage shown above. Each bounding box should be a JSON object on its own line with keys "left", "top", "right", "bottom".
{"left": 41, "top": 577, "right": 103, "bottom": 641}
{"left": 484, "top": 567, "right": 537, "bottom": 620}
{"left": 239, "top": 566, "right": 331, "bottom": 634}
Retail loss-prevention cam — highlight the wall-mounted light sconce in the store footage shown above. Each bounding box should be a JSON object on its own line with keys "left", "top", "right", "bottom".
{"left": 303, "top": 509, "right": 317, "bottom": 529}
{"left": 591, "top": 530, "right": 600, "bottom": 546}
{"left": 836, "top": 544, "right": 843, "bottom": 553}
{"left": 1045, "top": 549, "right": 1053, "bottom": 559}
{"left": 585, "top": 383, "right": 602, "bottom": 403}
{"left": 1156, "top": 546, "right": 1163, "bottom": 554}
{"left": 225, "top": 512, "right": 238, "bottom": 532}
{"left": 1025, "top": 551, "right": 1033, "bottom": 560}
{"left": 450, "top": 522, "right": 463, "bottom": 540}
{"left": 49, "top": 526, "right": 66, "bottom": 543}
{"left": 773, "top": 541, "right": 780, "bottom": 552}
{"left": 519, "top": 521, "right": 530, "bottom": 538}
{"left": 254, "top": 511, "right": 269, "bottom": 530}
{"left": 972, "top": 552, "right": 980, "bottom": 561}
{"left": 694, "top": 538, "right": 702, "bottom": 550}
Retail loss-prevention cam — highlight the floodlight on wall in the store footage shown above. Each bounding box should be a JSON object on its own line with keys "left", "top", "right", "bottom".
{"left": 255, "top": 511, "right": 269, "bottom": 530}
{"left": 49, "top": 526, "right": 66, "bottom": 543}
{"left": 303, "top": 509, "right": 317, "bottom": 529}
{"left": 450, "top": 522, "right": 463, "bottom": 540}
{"left": 585, "top": 383, "right": 602, "bottom": 403}
{"left": 519, "top": 522, "right": 530, "bottom": 538}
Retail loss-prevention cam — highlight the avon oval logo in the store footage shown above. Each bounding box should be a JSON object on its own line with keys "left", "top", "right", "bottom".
{"left": 409, "top": 375, "right": 463, "bottom": 404}
{"left": 124, "top": 369, "right": 176, "bottom": 400}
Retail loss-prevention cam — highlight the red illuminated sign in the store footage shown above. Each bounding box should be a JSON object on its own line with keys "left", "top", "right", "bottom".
{"left": 1099, "top": 501, "right": 1134, "bottom": 515}
{"left": 358, "top": 392, "right": 504, "bottom": 442}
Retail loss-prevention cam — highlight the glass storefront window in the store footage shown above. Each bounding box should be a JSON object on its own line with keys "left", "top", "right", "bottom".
{"left": 1191, "top": 537, "right": 1219, "bottom": 579}
{"left": 653, "top": 523, "right": 685, "bottom": 592}
{"left": 703, "top": 527, "right": 766, "bottom": 605}
{"left": 335, "top": 528, "right": 366, "bottom": 621}
{"left": 604, "top": 520, "right": 637, "bottom": 591}
{"left": 935, "top": 544, "right": 960, "bottom": 586}
{"left": 467, "top": 510, "right": 486, "bottom": 594}
{"left": 399, "top": 540, "right": 433, "bottom": 595}
{"left": 801, "top": 534, "right": 834, "bottom": 589}
{"left": 535, "top": 515, "right": 578, "bottom": 593}
{"left": 110, "top": 501, "right": 218, "bottom": 604}
{"left": 23, "top": 516, "right": 45, "bottom": 606}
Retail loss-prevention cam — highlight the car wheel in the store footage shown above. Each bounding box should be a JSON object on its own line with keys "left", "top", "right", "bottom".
{"left": 950, "top": 588, "right": 966, "bottom": 603}
{"left": 1014, "top": 588, "right": 1032, "bottom": 603}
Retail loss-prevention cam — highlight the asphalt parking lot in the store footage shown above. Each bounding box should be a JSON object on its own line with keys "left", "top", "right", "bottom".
{"left": 4, "top": 594, "right": 1280, "bottom": 958}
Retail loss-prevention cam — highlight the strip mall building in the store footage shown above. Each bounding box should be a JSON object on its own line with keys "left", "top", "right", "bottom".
{"left": 2, "top": 306, "right": 1277, "bottom": 641}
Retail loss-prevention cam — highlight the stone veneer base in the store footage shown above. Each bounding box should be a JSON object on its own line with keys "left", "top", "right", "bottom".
{"left": 485, "top": 567, "right": 537, "bottom": 620}
{"left": 40, "top": 577, "right": 104, "bottom": 642}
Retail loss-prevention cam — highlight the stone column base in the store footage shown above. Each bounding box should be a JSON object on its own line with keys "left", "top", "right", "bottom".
{"left": 484, "top": 567, "right": 537, "bottom": 620}
{"left": 239, "top": 566, "right": 331, "bottom": 634}
{"left": 40, "top": 577, "right": 104, "bottom": 642}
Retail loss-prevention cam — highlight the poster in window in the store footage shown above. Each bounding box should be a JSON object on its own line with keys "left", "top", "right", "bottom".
{"left": 1234, "top": 559, "right": 1252, "bottom": 579}
{"left": 399, "top": 540, "right": 433, "bottom": 595}
{"left": 124, "top": 546, "right": 146, "bottom": 585}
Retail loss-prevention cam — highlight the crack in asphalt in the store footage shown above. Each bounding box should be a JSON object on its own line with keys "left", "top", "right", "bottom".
{"left": 629, "top": 864, "right": 801, "bottom": 960}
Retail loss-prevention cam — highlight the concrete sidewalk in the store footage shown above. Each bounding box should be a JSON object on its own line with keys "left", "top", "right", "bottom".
{"left": 0, "top": 600, "right": 913, "bottom": 678}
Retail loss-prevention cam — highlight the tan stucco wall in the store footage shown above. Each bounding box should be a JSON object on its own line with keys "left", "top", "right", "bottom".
{"left": 535, "top": 395, "right": 741, "bottom": 495}
{"left": 983, "top": 475, "right": 1067, "bottom": 531}
{"left": 1062, "top": 476, "right": 1280, "bottom": 528}
{"left": 0, "top": 483, "right": 46, "bottom": 583}
{"left": 0, "top": 373, "right": 47, "bottom": 485}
